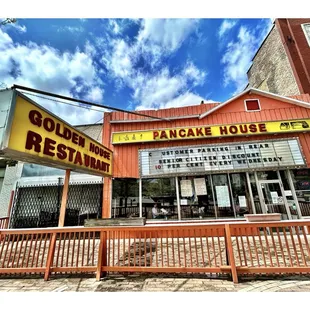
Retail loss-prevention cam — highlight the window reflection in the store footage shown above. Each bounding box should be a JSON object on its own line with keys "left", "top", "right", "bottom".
{"left": 291, "top": 169, "right": 310, "bottom": 216}
{"left": 143, "top": 178, "right": 177, "bottom": 220}
{"left": 111, "top": 178, "right": 140, "bottom": 218}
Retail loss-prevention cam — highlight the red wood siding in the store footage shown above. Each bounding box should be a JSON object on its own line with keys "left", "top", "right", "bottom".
{"left": 103, "top": 93, "right": 310, "bottom": 178}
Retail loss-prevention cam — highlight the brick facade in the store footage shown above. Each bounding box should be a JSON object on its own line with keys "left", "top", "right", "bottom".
{"left": 248, "top": 19, "right": 310, "bottom": 97}
{"left": 276, "top": 19, "right": 310, "bottom": 95}
{"left": 247, "top": 26, "right": 300, "bottom": 96}
{"left": 0, "top": 162, "right": 23, "bottom": 217}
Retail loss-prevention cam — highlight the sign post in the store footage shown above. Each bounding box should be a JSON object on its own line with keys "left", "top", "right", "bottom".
{"left": 58, "top": 169, "right": 71, "bottom": 227}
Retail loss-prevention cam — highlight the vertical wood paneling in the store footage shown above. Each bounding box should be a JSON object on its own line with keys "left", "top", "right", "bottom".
{"left": 108, "top": 94, "right": 310, "bottom": 178}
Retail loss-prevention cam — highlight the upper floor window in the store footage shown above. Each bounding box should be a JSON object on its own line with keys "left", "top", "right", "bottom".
{"left": 244, "top": 99, "right": 261, "bottom": 112}
{"left": 301, "top": 24, "right": 310, "bottom": 47}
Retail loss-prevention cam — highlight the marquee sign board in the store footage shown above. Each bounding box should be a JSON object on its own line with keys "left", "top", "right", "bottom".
{"left": 113, "top": 119, "right": 310, "bottom": 144}
{"left": 0, "top": 89, "right": 112, "bottom": 177}
{"left": 139, "top": 138, "right": 306, "bottom": 178}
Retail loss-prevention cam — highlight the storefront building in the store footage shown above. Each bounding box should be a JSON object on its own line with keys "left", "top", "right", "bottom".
{"left": 102, "top": 88, "right": 310, "bottom": 221}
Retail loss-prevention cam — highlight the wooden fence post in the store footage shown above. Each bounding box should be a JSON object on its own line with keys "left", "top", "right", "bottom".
{"left": 96, "top": 230, "right": 107, "bottom": 281}
{"left": 44, "top": 233, "right": 57, "bottom": 281}
{"left": 224, "top": 224, "right": 238, "bottom": 284}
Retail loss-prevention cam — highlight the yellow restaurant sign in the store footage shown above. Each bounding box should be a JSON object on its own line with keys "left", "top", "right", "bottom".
{"left": 0, "top": 90, "right": 112, "bottom": 177}
{"left": 112, "top": 119, "right": 310, "bottom": 144}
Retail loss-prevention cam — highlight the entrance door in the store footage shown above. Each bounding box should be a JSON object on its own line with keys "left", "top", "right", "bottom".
{"left": 258, "top": 180, "right": 292, "bottom": 220}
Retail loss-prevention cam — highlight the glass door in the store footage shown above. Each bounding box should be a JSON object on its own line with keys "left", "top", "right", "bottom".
{"left": 258, "top": 180, "right": 292, "bottom": 220}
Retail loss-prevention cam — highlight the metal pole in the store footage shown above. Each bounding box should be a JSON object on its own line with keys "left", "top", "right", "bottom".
{"left": 285, "top": 170, "right": 302, "bottom": 219}
{"left": 255, "top": 171, "right": 267, "bottom": 214}
{"left": 246, "top": 172, "right": 256, "bottom": 214}
{"left": 227, "top": 173, "right": 237, "bottom": 218}
{"left": 58, "top": 169, "right": 71, "bottom": 227}
{"left": 277, "top": 170, "right": 292, "bottom": 220}
{"left": 139, "top": 178, "right": 143, "bottom": 218}
{"left": 209, "top": 175, "right": 218, "bottom": 219}
{"left": 175, "top": 176, "right": 181, "bottom": 221}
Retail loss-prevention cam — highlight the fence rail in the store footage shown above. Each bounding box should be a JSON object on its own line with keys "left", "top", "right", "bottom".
{"left": 1, "top": 220, "right": 310, "bottom": 283}
{"left": 0, "top": 217, "right": 9, "bottom": 230}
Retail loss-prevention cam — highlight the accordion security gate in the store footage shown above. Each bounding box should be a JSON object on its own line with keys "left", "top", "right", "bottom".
{"left": 10, "top": 181, "right": 103, "bottom": 228}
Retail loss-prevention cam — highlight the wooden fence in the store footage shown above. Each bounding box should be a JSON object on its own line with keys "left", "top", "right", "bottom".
{"left": 1, "top": 220, "right": 310, "bottom": 283}
{"left": 0, "top": 217, "right": 9, "bottom": 230}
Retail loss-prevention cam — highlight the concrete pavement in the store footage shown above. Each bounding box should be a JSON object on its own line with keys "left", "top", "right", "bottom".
{"left": 1, "top": 274, "right": 310, "bottom": 292}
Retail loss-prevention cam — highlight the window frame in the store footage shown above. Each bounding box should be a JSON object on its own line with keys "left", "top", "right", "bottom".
{"left": 301, "top": 23, "right": 310, "bottom": 47}
{"left": 244, "top": 99, "right": 261, "bottom": 112}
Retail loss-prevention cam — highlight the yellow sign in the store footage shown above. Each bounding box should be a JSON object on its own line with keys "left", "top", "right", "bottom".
{"left": 2, "top": 92, "right": 112, "bottom": 177}
{"left": 112, "top": 119, "right": 310, "bottom": 144}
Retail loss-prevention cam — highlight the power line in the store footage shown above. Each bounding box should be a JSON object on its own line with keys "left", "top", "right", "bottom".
{"left": 75, "top": 117, "right": 104, "bottom": 135}
{"left": 20, "top": 91, "right": 105, "bottom": 134}
{"left": 21, "top": 91, "right": 107, "bottom": 113}
{"left": 12, "top": 84, "right": 169, "bottom": 121}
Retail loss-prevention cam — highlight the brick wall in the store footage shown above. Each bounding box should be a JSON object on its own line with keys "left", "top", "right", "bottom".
{"left": 247, "top": 26, "right": 300, "bottom": 96}
{"left": 276, "top": 19, "right": 310, "bottom": 94}
{"left": 75, "top": 123, "right": 103, "bottom": 143}
{"left": 0, "top": 162, "right": 23, "bottom": 217}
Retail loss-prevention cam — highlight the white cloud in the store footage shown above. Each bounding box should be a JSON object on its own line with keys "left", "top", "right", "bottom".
{"left": 85, "top": 86, "right": 104, "bottom": 102}
{"left": 0, "top": 19, "right": 27, "bottom": 33}
{"left": 183, "top": 61, "right": 207, "bottom": 87}
{"left": 0, "top": 30, "right": 13, "bottom": 49}
{"left": 133, "top": 68, "right": 185, "bottom": 110}
{"left": 57, "top": 26, "right": 84, "bottom": 33}
{"left": 159, "top": 92, "right": 216, "bottom": 109}
{"left": 221, "top": 20, "right": 273, "bottom": 93}
{"left": 0, "top": 28, "right": 104, "bottom": 125}
{"left": 100, "top": 19, "right": 208, "bottom": 110}
{"left": 218, "top": 19, "right": 238, "bottom": 38}
{"left": 133, "top": 63, "right": 208, "bottom": 110}
{"left": 109, "top": 20, "right": 120, "bottom": 34}
{"left": 104, "top": 39, "right": 133, "bottom": 79}
{"left": 137, "top": 19, "right": 198, "bottom": 53}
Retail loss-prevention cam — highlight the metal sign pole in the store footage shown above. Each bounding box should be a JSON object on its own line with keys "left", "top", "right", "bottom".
{"left": 58, "top": 169, "right": 71, "bottom": 227}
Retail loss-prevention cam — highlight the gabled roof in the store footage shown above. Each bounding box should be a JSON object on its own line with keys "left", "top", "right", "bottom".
{"left": 199, "top": 88, "right": 310, "bottom": 119}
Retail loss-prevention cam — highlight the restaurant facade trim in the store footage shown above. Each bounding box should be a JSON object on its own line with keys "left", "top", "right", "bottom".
{"left": 102, "top": 88, "right": 310, "bottom": 221}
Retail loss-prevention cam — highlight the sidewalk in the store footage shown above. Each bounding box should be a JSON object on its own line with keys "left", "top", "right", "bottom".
{"left": 1, "top": 274, "right": 310, "bottom": 292}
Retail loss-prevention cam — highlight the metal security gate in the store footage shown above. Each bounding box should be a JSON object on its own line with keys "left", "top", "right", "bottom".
{"left": 10, "top": 181, "right": 103, "bottom": 228}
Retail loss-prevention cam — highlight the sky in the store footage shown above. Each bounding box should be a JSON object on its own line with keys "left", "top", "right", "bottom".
{"left": 0, "top": 18, "right": 273, "bottom": 125}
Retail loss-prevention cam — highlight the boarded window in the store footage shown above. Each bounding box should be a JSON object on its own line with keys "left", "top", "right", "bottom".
{"left": 245, "top": 99, "right": 261, "bottom": 111}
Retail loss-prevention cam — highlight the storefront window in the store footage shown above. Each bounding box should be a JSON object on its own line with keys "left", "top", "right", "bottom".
{"left": 248, "top": 173, "right": 262, "bottom": 213}
{"left": 279, "top": 170, "right": 297, "bottom": 217}
{"left": 212, "top": 174, "right": 235, "bottom": 218}
{"left": 111, "top": 178, "right": 140, "bottom": 218}
{"left": 229, "top": 173, "right": 252, "bottom": 216}
{"left": 143, "top": 178, "right": 177, "bottom": 220}
{"left": 178, "top": 176, "right": 214, "bottom": 220}
{"left": 22, "top": 163, "right": 65, "bottom": 177}
{"left": 256, "top": 170, "right": 278, "bottom": 180}
{"left": 291, "top": 169, "right": 310, "bottom": 216}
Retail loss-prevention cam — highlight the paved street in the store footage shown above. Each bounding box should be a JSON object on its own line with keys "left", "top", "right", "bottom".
{"left": 1, "top": 273, "right": 310, "bottom": 292}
